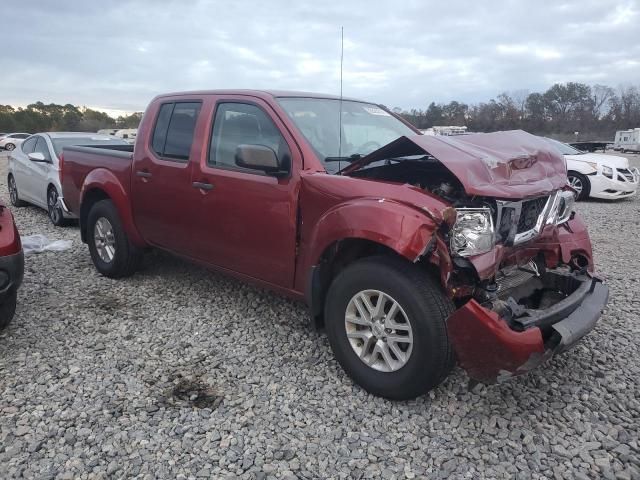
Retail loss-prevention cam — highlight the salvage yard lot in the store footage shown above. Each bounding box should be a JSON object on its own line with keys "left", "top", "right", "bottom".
{"left": 1, "top": 151, "right": 639, "bottom": 479}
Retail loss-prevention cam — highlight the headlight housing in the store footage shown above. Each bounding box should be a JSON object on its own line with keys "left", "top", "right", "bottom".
{"left": 555, "top": 191, "right": 575, "bottom": 224}
{"left": 602, "top": 165, "right": 613, "bottom": 178}
{"left": 450, "top": 208, "right": 495, "bottom": 257}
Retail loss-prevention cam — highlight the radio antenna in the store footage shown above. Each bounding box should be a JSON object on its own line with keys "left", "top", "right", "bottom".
{"left": 338, "top": 26, "right": 344, "bottom": 169}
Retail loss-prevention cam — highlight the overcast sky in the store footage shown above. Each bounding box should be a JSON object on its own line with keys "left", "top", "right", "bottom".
{"left": 2, "top": 0, "right": 639, "bottom": 114}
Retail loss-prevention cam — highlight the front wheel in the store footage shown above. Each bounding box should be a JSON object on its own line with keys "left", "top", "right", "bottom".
{"left": 4, "top": 143, "right": 15, "bottom": 151}
{"left": 324, "top": 256, "right": 454, "bottom": 400}
{"left": 0, "top": 289, "right": 17, "bottom": 330}
{"left": 47, "top": 187, "right": 68, "bottom": 227}
{"left": 567, "top": 171, "right": 590, "bottom": 201}
{"left": 87, "top": 199, "right": 142, "bottom": 278}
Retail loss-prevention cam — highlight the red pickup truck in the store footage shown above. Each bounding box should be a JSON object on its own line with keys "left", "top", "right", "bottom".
{"left": 60, "top": 90, "right": 608, "bottom": 399}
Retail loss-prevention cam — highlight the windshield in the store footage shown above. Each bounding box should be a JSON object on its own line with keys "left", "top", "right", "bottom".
{"left": 52, "top": 136, "right": 129, "bottom": 157}
{"left": 277, "top": 97, "right": 416, "bottom": 173}
{"left": 545, "top": 138, "right": 584, "bottom": 155}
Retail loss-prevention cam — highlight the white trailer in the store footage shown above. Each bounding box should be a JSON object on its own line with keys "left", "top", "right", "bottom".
{"left": 613, "top": 128, "right": 640, "bottom": 152}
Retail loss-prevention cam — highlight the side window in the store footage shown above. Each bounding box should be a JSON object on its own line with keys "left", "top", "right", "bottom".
{"left": 21, "top": 137, "right": 37, "bottom": 154}
{"left": 34, "top": 137, "right": 52, "bottom": 161}
{"left": 209, "top": 103, "right": 291, "bottom": 172}
{"left": 151, "top": 101, "right": 201, "bottom": 161}
{"left": 18, "top": 134, "right": 30, "bottom": 139}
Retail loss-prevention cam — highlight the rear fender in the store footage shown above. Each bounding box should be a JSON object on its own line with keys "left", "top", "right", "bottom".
{"left": 80, "top": 168, "right": 146, "bottom": 247}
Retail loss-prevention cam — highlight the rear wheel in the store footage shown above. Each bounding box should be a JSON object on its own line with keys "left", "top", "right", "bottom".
{"left": 0, "top": 289, "right": 17, "bottom": 330}
{"left": 47, "top": 187, "right": 68, "bottom": 227}
{"left": 7, "top": 175, "right": 27, "bottom": 207}
{"left": 324, "top": 256, "right": 454, "bottom": 400}
{"left": 5, "top": 143, "right": 15, "bottom": 151}
{"left": 87, "top": 199, "right": 142, "bottom": 278}
{"left": 567, "top": 171, "right": 590, "bottom": 200}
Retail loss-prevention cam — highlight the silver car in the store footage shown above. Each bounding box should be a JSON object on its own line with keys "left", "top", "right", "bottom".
{"left": 0, "top": 133, "right": 31, "bottom": 151}
{"left": 7, "top": 132, "right": 129, "bottom": 226}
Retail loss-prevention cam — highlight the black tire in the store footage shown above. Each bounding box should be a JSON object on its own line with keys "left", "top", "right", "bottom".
{"left": 5, "top": 143, "right": 15, "bottom": 151}
{"left": 47, "top": 186, "right": 68, "bottom": 227}
{"left": 567, "top": 171, "right": 591, "bottom": 201}
{"left": 0, "top": 289, "right": 17, "bottom": 330}
{"left": 324, "top": 255, "right": 454, "bottom": 400}
{"left": 87, "top": 199, "right": 142, "bottom": 278}
{"left": 7, "top": 175, "right": 27, "bottom": 207}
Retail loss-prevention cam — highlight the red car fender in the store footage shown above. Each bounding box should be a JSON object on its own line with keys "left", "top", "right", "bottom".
{"left": 306, "top": 198, "right": 439, "bottom": 267}
{"left": 0, "top": 206, "right": 21, "bottom": 256}
{"left": 80, "top": 168, "right": 146, "bottom": 247}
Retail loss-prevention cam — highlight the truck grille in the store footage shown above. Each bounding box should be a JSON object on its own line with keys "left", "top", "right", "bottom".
{"left": 517, "top": 196, "right": 549, "bottom": 233}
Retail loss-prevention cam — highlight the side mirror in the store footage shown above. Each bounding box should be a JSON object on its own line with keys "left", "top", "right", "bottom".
{"left": 28, "top": 152, "right": 49, "bottom": 163}
{"left": 235, "top": 144, "right": 286, "bottom": 176}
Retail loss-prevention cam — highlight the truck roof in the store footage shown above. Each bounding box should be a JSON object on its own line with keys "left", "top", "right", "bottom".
{"left": 153, "top": 89, "right": 368, "bottom": 104}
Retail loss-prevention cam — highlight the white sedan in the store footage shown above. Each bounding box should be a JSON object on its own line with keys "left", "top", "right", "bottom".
{"left": 0, "top": 133, "right": 31, "bottom": 151}
{"left": 546, "top": 139, "right": 639, "bottom": 200}
{"left": 7, "top": 132, "right": 129, "bottom": 226}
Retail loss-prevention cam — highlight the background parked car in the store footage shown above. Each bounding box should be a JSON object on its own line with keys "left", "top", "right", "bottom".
{"left": 7, "top": 132, "right": 129, "bottom": 226}
{"left": 0, "top": 133, "right": 31, "bottom": 151}
{"left": 546, "top": 138, "right": 639, "bottom": 200}
{"left": 0, "top": 201, "right": 23, "bottom": 330}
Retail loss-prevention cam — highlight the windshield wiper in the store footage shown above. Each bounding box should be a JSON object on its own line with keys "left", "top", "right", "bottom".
{"left": 324, "top": 154, "right": 363, "bottom": 163}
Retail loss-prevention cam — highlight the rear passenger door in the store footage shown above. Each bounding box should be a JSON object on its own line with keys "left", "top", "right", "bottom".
{"left": 131, "top": 100, "right": 203, "bottom": 252}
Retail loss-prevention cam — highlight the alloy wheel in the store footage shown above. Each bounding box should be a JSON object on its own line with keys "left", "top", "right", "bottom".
{"left": 568, "top": 175, "right": 583, "bottom": 196}
{"left": 9, "top": 177, "right": 18, "bottom": 205}
{"left": 94, "top": 217, "right": 116, "bottom": 263}
{"left": 48, "top": 189, "right": 61, "bottom": 224}
{"left": 344, "top": 289, "right": 414, "bottom": 372}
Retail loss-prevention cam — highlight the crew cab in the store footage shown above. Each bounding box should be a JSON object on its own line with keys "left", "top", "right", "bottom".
{"left": 60, "top": 90, "right": 609, "bottom": 399}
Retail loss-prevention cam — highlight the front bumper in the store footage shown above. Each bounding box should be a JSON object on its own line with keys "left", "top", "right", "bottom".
{"left": 447, "top": 268, "right": 609, "bottom": 383}
{"left": 589, "top": 169, "right": 639, "bottom": 199}
{"left": 0, "top": 249, "right": 24, "bottom": 300}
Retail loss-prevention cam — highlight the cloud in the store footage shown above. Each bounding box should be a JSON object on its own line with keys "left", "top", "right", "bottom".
{"left": 1, "top": 0, "right": 638, "bottom": 112}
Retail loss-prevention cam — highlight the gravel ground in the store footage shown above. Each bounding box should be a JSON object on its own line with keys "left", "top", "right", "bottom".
{"left": 0, "top": 151, "right": 639, "bottom": 480}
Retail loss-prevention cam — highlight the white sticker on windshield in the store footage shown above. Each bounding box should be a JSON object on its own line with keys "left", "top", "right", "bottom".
{"left": 363, "top": 106, "right": 390, "bottom": 116}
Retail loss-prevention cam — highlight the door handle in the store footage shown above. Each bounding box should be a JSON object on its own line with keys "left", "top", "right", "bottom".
{"left": 192, "top": 181, "right": 214, "bottom": 191}
{"left": 136, "top": 170, "right": 152, "bottom": 178}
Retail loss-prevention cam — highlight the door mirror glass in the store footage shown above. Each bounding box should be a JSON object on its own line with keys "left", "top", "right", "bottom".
{"left": 28, "top": 152, "right": 48, "bottom": 162}
{"left": 235, "top": 144, "right": 281, "bottom": 173}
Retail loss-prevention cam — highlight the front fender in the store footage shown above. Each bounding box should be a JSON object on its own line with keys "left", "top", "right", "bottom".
{"left": 80, "top": 168, "right": 146, "bottom": 247}
{"left": 307, "top": 198, "right": 439, "bottom": 266}
{"left": 566, "top": 159, "right": 597, "bottom": 175}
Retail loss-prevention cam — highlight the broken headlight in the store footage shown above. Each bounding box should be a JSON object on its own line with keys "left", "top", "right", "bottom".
{"left": 602, "top": 165, "right": 613, "bottom": 178}
{"left": 555, "top": 190, "right": 575, "bottom": 224}
{"left": 451, "top": 208, "right": 495, "bottom": 257}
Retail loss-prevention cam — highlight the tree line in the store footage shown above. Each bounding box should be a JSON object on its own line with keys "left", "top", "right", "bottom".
{"left": 0, "top": 102, "right": 142, "bottom": 133}
{"left": 396, "top": 83, "right": 640, "bottom": 141}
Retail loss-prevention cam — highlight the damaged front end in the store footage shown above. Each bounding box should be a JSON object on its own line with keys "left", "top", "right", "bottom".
{"left": 447, "top": 263, "right": 609, "bottom": 383}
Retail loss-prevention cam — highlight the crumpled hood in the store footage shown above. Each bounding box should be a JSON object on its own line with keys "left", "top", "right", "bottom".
{"left": 341, "top": 130, "right": 568, "bottom": 199}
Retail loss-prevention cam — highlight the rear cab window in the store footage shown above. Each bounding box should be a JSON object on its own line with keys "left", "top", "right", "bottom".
{"left": 151, "top": 101, "right": 202, "bottom": 161}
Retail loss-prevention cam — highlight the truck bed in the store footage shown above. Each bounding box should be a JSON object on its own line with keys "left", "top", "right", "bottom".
{"left": 61, "top": 144, "right": 135, "bottom": 216}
